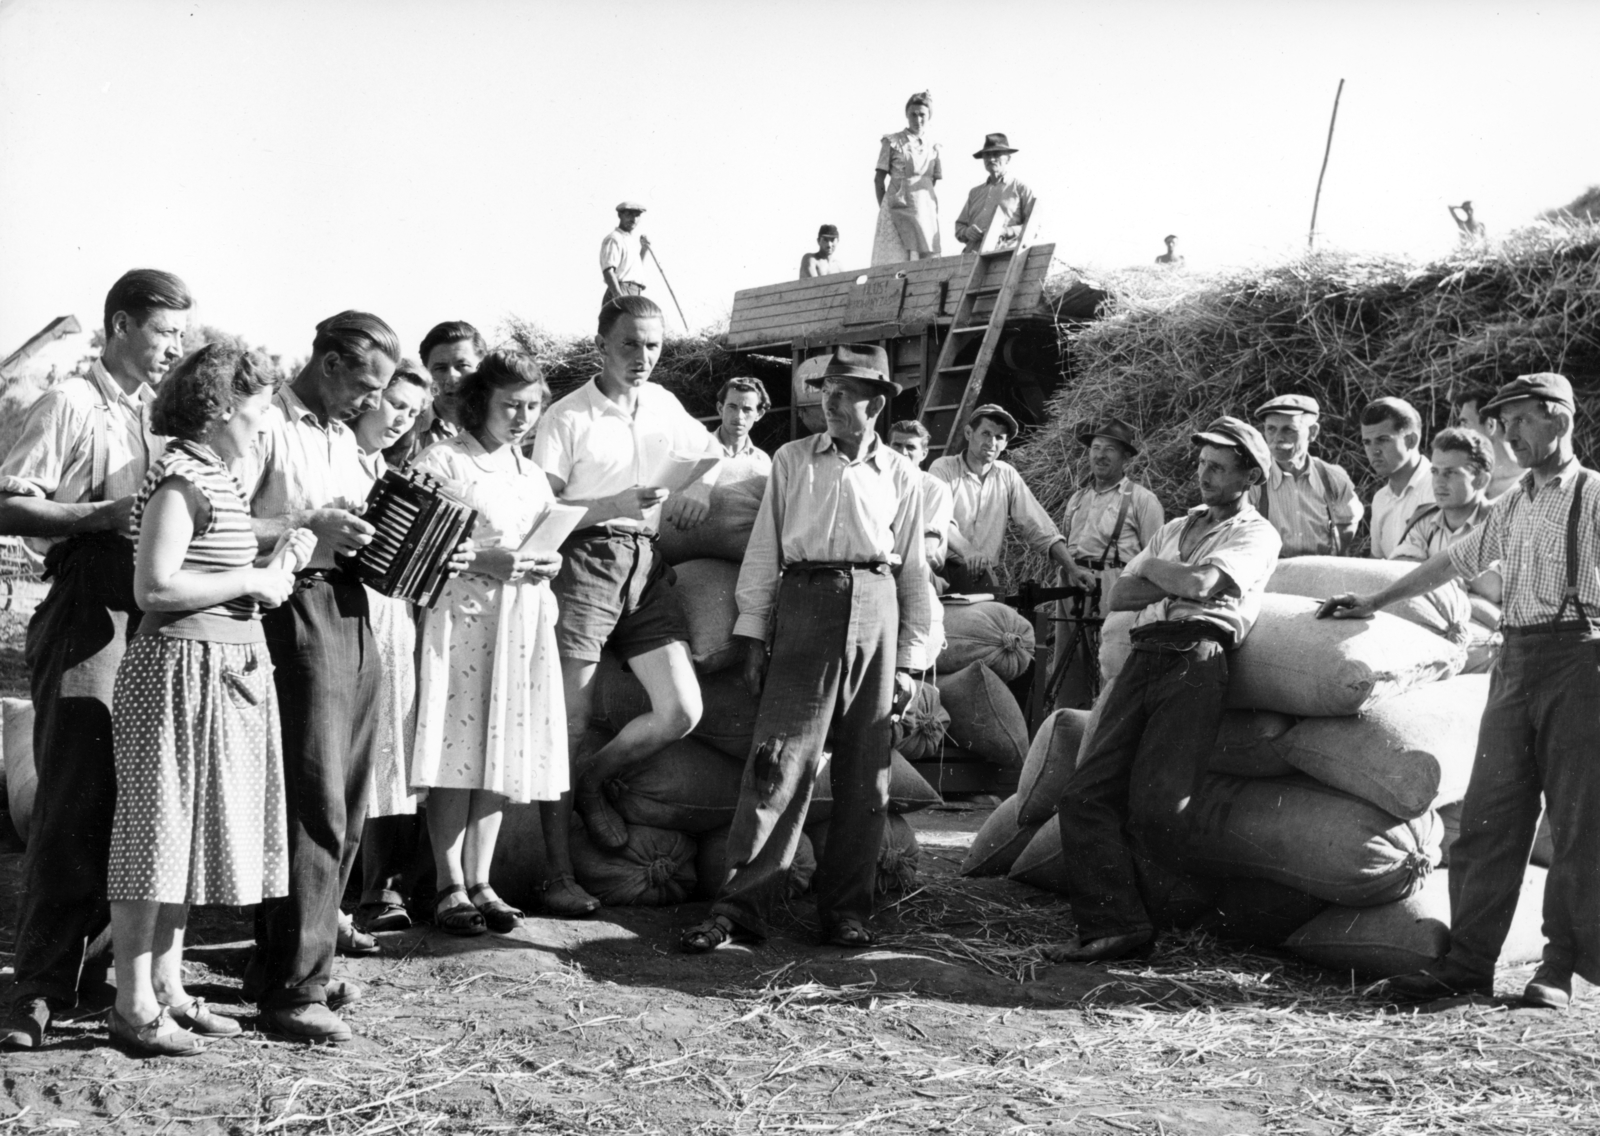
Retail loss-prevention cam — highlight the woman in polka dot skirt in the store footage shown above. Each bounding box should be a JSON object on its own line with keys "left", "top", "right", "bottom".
{"left": 410, "top": 351, "right": 568, "bottom": 936}
{"left": 105, "top": 344, "right": 315, "bottom": 1057}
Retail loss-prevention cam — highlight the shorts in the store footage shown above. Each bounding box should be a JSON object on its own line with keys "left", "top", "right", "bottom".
{"left": 551, "top": 528, "right": 689, "bottom": 664}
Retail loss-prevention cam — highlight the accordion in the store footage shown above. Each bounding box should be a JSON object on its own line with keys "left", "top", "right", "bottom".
{"left": 344, "top": 469, "right": 479, "bottom": 608}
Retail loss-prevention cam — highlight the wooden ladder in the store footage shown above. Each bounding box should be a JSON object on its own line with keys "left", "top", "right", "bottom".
{"left": 916, "top": 215, "right": 1035, "bottom": 460}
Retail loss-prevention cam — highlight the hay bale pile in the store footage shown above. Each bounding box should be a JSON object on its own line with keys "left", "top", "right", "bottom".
{"left": 1011, "top": 223, "right": 1600, "bottom": 573}
{"left": 969, "top": 558, "right": 1551, "bottom": 976}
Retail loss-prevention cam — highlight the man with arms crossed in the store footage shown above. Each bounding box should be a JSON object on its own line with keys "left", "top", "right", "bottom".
{"left": 930, "top": 404, "right": 1074, "bottom": 593}
{"left": 1363, "top": 396, "right": 1435, "bottom": 557}
{"left": 683, "top": 345, "right": 932, "bottom": 952}
{"left": 1047, "top": 418, "right": 1279, "bottom": 963}
{"left": 532, "top": 295, "right": 718, "bottom": 914}
{"left": 1323, "top": 374, "right": 1598, "bottom": 1010}
{"left": 0, "top": 269, "right": 191, "bottom": 1050}
{"left": 1253, "top": 394, "right": 1362, "bottom": 557}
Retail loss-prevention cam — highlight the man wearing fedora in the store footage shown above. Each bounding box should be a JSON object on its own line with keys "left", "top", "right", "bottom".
{"left": 953, "top": 134, "right": 1037, "bottom": 253}
{"left": 930, "top": 404, "right": 1073, "bottom": 594}
{"left": 682, "top": 344, "right": 932, "bottom": 954}
{"left": 1253, "top": 393, "right": 1363, "bottom": 557}
{"left": 600, "top": 201, "right": 651, "bottom": 306}
{"left": 1046, "top": 418, "right": 1279, "bottom": 963}
{"left": 1322, "top": 374, "right": 1600, "bottom": 1011}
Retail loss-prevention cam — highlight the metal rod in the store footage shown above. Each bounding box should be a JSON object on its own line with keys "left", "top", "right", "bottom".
{"left": 1308, "top": 78, "right": 1345, "bottom": 250}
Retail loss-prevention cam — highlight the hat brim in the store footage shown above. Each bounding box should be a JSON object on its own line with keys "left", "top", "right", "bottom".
{"left": 973, "top": 147, "right": 1019, "bottom": 159}
{"left": 969, "top": 410, "right": 1020, "bottom": 435}
{"left": 805, "top": 369, "right": 900, "bottom": 396}
{"left": 1193, "top": 431, "right": 1267, "bottom": 471}
{"left": 1076, "top": 429, "right": 1138, "bottom": 454}
{"left": 1479, "top": 389, "right": 1573, "bottom": 415}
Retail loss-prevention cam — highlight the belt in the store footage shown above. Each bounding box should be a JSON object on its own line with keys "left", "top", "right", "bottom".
{"left": 296, "top": 565, "right": 356, "bottom": 585}
{"left": 568, "top": 525, "right": 658, "bottom": 543}
{"left": 783, "top": 560, "right": 890, "bottom": 576}
{"left": 1129, "top": 620, "right": 1232, "bottom": 648}
{"left": 1502, "top": 620, "right": 1600, "bottom": 638}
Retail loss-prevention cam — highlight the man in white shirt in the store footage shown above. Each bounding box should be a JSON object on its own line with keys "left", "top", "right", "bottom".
{"left": 888, "top": 419, "right": 954, "bottom": 571}
{"left": 1451, "top": 386, "right": 1522, "bottom": 500}
{"left": 1253, "top": 394, "right": 1363, "bottom": 557}
{"left": 710, "top": 377, "right": 772, "bottom": 474}
{"left": 600, "top": 201, "right": 650, "bottom": 306}
{"left": 532, "top": 295, "right": 719, "bottom": 914}
{"left": 0, "top": 269, "right": 191, "bottom": 1052}
{"left": 929, "top": 404, "right": 1074, "bottom": 592}
{"left": 1363, "top": 397, "right": 1436, "bottom": 558}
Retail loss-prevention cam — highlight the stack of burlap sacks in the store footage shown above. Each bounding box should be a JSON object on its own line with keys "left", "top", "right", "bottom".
{"left": 962, "top": 556, "right": 1551, "bottom": 978}
{"left": 528, "top": 455, "right": 1040, "bottom": 911}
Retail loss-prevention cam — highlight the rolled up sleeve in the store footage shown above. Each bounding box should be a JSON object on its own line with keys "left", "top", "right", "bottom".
{"left": 1006, "top": 468, "right": 1065, "bottom": 557}
{"left": 0, "top": 389, "right": 80, "bottom": 499}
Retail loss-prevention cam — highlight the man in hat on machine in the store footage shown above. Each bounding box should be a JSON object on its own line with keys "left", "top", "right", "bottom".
{"left": 1253, "top": 393, "right": 1363, "bottom": 557}
{"left": 930, "top": 404, "right": 1074, "bottom": 594}
{"left": 600, "top": 201, "right": 650, "bottom": 306}
{"left": 682, "top": 345, "right": 932, "bottom": 953}
{"left": 799, "top": 225, "right": 840, "bottom": 279}
{"left": 1321, "top": 374, "right": 1600, "bottom": 1011}
{"left": 953, "top": 134, "right": 1037, "bottom": 253}
{"left": 1046, "top": 417, "right": 1280, "bottom": 963}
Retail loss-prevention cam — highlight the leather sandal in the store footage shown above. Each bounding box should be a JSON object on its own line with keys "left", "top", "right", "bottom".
{"left": 165, "top": 997, "right": 242, "bottom": 1038}
{"left": 108, "top": 1006, "right": 206, "bottom": 1057}
{"left": 825, "top": 919, "right": 876, "bottom": 949}
{"left": 467, "top": 883, "right": 524, "bottom": 933}
{"left": 432, "top": 887, "right": 487, "bottom": 936}
{"left": 681, "top": 914, "right": 740, "bottom": 954}
{"left": 542, "top": 874, "right": 600, "bottom": 918}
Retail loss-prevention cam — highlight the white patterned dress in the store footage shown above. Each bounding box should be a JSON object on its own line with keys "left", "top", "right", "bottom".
{"left": 410, "top": 435, "right": 568, "bottom": 802}
{"left": 873, "top": 129, "right": 943, "bottom": 265}
{"left": 107, "top": 441, "right": 288, "bottom": 906}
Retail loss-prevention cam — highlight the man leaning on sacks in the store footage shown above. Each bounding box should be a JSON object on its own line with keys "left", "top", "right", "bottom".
{"left": 1321, "top": 373, "right": 1600, "bottom": 1011}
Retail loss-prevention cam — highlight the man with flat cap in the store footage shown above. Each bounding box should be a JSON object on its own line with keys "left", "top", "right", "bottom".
{"left": 953, "top": 134, "right": 1037, "bottom": 253}
{"left": 600, "top": 201, "right": 651, "bottom": 305}
{"left": 1253, "top": 393, "right": 1362, "bottom": 557}
{"left": 799, "top": 225, "right": 840, "bottom": 279}
{"left": 1321, "top": 374, "right": 1600, "bottom": 1010}
{"left": 930, "top": 403, "right": 1073, "bottom": 593}
{"left": 1046, "top": 417, "right": 1280, "bottom": 963}
{"left": 682, "top": 344, "right": 932, "bottom": 954}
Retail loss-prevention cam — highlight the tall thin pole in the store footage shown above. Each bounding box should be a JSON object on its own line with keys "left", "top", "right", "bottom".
{"left": 646, "top": 247, "right": 690, "bottom": 331}
{"left": 1308, "top": 79, "right": 1345, "bottom": 250}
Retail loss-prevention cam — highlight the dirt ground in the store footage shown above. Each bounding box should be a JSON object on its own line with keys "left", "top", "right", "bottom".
{"left": 3, "top": 801, "right": 1599, "bottom": 1135}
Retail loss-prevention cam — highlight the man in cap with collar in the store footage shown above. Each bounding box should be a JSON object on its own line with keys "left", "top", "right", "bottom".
{"left": 1046, "top": 417, "right": 1280, "bottom": 963}
{"left": 1321, "top": 374, "right": 1600, "bottom": 1010}
{"left": 1253, "top": 393, "right": 1363, "bottom": 557}
{"left": 930, "top": 403, "right": 1073, "bottom": 593}
{"left": 600, "top": 201, "right": 651, "bottom": 305}
{"left": 1061, "top": 419, "right": 1165, "bottom": 591}
{"left": 953, "top": 134, "right": 1037, "bottom": 253}
{"left": 682, "top": 344, "right": 932, "bottom": 954}
{"left": 799, "top": 225, "right": 840, "bottom": 279}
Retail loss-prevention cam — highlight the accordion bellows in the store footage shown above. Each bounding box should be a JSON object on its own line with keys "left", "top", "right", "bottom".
{"left": 345, "top": 469, "right": 479, "bottom": 608}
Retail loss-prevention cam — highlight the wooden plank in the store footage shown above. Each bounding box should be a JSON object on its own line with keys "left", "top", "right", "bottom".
{"left": 731, "top": 256, "right": 1048, "bottom": 323}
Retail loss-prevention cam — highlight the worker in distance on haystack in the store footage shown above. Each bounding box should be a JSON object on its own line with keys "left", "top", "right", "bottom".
{"left": 929, "top": 404, "right": 1076, "bottom": 594}
{"left": 888, "top": 419, "right": 956, "bottom": 572}
{"left": 1451, "top": 385, "right": 1522, "bottom": 500}
{"left": 1251, "top": 394, "right": 1363, "bottom": 557}
{"left": 1046, "top": 418, "right": 1281, "bottom": 963}
{"left": 709, "top": 377, "right": 773, "bottom": 473}
{"left": 1155, "top": 235, "right": 1185, "bottom": 267}
{"left": 872, "top": 91, "right": 942, "bottom": 265}
{"left": 798, "top": 225, "right": 840, "bottom": 279}
{"left": 600, "top": 201, "right": 650, "bottom": 306}
{"left": 1391, "top": 425, "right": 1503, "bottom": 609}
{"left": 1362, "top": 396, "right": 1435, "bottom": 558}
{"left": 953, "top": 134, "right": 1036, "bottom": 253}
{"left": 1321, "top": 374, "right": 1597, "bottom": 1011}
{"left": 682, "top": 345, "right": 932, "bottom": 953}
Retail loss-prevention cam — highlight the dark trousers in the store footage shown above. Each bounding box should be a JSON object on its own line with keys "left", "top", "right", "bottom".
{"left": 359, "top": 813, "right": 433, "bottom": 909}
{"left": 255, "top": 577, "right": 378, "bottom": 1009}
{"left": 712, "top": 568, "right": 896, "bottom": 937}
{"left": 11, "top": 537, "right": 137, "bottom": 1007}
{"left": 1057, "top": 637, "right": 1227, "bottom": 940}
{"left": 1445, "top": 632, "right": 1600, "bottom": 984}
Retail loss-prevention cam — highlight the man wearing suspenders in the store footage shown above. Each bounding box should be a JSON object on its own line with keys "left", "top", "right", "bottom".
{"left": 0, "top": 270, "right": 191, "bottom": 1049}
{"left": 1253, "top": 394, "right": 1362, "bottom": 557}
{"left": 1321, "top": 374, "right": 1600, "bottom": 1009}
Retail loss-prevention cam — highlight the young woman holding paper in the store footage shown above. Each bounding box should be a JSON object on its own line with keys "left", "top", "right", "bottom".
{"left": 409, "top": 350, "right": 568, "bottom": 935}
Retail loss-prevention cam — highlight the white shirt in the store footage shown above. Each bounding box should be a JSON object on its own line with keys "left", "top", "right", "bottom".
{"left": 1124, "top": 503, "right": 1282, "bottom": 647}
{"left": 599, "top": 227, "right": 643, "bottom": 284}
{"left": 531, "top": 378, "right": 717, "bottom": 532}
{"left": 1061, "top": 476, "right": 1164, "bottom": 567}
{"left": 1371, "top": 457, "right": 1436, "bottom": 559}
{"left": 928, "top": 454, "right": 1065, "bottom": 563}
{"left": 246, "top": 385, "right": 373, "bottom": 569}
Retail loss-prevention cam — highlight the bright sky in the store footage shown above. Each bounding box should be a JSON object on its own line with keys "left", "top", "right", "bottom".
{"left": 2, "top": 0, "right": 1596, "bottom": 370}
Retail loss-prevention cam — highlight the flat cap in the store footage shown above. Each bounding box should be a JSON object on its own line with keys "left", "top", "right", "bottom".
{"left": 968, "top": 403, "right": 1020, "bottom": 436}
{"left": 803, "top": 344, "right": 899, "bottom": 396}
{"left": 1480, "top": 372, "right": 1575, "bottom": 415}
{"left": 1256, "top": 394, "right": 1321, "bottom": 418}
{"left": 1075, "top": 418, "right": 1140, "bottom": 454}
{"left": 615, "top": 200, "right": 647, "bottom": 213}
{"left": 1192, "top": 415, "right": 1272, "bottom": 474}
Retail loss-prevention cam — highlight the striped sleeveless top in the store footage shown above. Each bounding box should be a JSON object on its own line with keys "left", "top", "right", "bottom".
{"left": 132, "top": 439, "right": 264, "bottom": 641}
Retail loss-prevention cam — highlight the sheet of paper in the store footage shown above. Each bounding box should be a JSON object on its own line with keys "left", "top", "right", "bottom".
{"left": 641, "top": 450, "right": 721, "bottom": 494}
{"left": 519, "top": 502, "right": 588, "bottom": 556}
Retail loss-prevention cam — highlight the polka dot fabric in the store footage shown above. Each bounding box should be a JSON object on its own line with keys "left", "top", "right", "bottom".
{"left": 107, "top": 636, "right": 289, "bottom": 906}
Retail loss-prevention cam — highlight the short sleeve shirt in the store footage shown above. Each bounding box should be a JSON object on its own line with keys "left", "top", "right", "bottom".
{"left": 599, "top": 227, "right": 642, "bottom": 283}
{"left": 245, "top": 385, "right": 373, "bottom": 569}
{"left": 1123, "top": 504, "right": 1282, "bottom": 646}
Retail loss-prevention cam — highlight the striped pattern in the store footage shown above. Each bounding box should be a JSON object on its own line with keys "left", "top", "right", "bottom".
{"left": 133, "top": 440, "right": 260, "bottom": 621}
